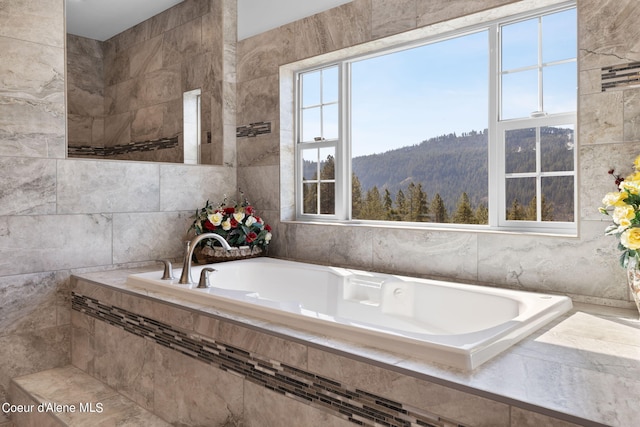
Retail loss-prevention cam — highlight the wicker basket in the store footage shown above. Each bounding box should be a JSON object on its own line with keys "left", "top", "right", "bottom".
{"left": 193, "top": 245, "right": 263, "bottom": 264}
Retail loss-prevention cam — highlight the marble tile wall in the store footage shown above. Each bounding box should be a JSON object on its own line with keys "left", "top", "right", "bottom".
{"left": 236, "top": 0, "right": 640, "bottom": 308}
{"left": 0, "top": 0, "right": 236, "bottom": 422}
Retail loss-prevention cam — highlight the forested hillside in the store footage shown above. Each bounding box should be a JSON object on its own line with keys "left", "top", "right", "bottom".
{"left": 304, "top": 127, "right": 575, "bottom": 223}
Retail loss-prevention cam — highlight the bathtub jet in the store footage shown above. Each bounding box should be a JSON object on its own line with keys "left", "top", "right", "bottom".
{"left": 127, "top": 258, "right": 572, "bottom": 370}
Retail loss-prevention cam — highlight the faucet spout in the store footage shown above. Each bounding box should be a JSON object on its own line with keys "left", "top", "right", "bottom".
{"left": 178, "top": 233, "right": 231, "bottom": 284}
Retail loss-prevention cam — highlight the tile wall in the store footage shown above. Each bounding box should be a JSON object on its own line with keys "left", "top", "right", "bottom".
{"left": 236, "top": 0, "right": 640, "bottom": 308}
{"left": 0, "top": 0, "right": 236, "bottom": 422}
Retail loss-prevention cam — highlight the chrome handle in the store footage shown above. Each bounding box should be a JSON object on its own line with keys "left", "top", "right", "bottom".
{"left": 157, "top": 259, "right": 175, "bottom": 280}
{"left": 197, "top": 267, "right": 217, "bottom": 288}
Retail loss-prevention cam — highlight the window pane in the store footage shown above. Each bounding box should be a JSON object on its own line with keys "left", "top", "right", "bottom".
{"left": 320, "top": 183, "right": 335, "bottom": 214}
{"left": 302, "top": 107, "right": 321, "bottom": 142}
{"left": 502, "top": 69, "right": 538, "bottom": 119}
{"left": 505, "top": 128, "right": 536, "bottom": 174}
{"left": 319, "top": 147, "right": 335, "bottom": 180}
{"left": 542, "top": 9, "right": 576, "bottom": 63}
{"left": 541, "top": 176, "right": 573, "bottom": 222}
{"left": 543, "top": 62, "right": 576, "bottom": 115}
{"left": 322, "top": 66, "right": 339, "bottom": 104}
{"left": 506, "top": 177, "right": 536, "bottom": 220}
{"left": 302, "top": 148, "right": 318, "bottom": 180}
{"left": 541, "top": 125, "right": 574, "bottom": 172}
{"left": 351, "top": 31, "right": 488, "bottom": 224}
{"left": 323, "top": 103, "right": 339, "bottom": 140}
{"left": 501, "top": 18, "right": 538, "bottom": 70}
{"left": 303, "top": 183, "right": 318, "bottom": 214}
{"left": 302, "top": 71, "right": 320, "bottom": 107}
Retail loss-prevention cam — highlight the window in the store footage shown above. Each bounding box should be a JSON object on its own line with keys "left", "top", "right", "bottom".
{"left": 294, "top": 5, "right": 576, "bottom": 233}
{"left": 183, "top": 88, "right": 202, "bottom": 165}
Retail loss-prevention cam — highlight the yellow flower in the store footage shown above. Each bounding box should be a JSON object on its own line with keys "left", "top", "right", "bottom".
{"left": 620, "top": 179, "right": 640, "bottom": 195}
{"left": 208, "top": 212, "right": 223, "bottom": 226}
{"left": 601, "top": 191, "right": 628, "bottom": 207}
{"left": 621, "top": 228, "right": 640, "bottom": 250}
{"left": 612, "top": 205, "right": 636, "bottom": 225}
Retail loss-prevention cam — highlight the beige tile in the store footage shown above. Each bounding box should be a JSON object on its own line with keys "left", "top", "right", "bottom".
{"left": 243, "top": 381, "right": 353, "bottom": 427}
{"left": 152, "top": 345, "right": 243, "bottom": 425}
{"left": 372, "top": 0, "right": 417, "bottom": 39}
{"left": 510, "top": 407, "right": 584, "bottom": 427}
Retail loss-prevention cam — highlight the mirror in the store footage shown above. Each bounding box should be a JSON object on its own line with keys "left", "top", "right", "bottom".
{"left": 65, "top": 0, "right": 225, "bottom": 164}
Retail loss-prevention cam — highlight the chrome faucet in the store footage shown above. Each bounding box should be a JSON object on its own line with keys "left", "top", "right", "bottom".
{"left": 178, "top": 233, "right": 231, "bottom": 284}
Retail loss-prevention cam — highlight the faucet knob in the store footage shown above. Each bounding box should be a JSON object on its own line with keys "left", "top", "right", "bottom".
{"left": 157, "top": 259, "right": 175, "bottom": 280}
{"left": 197, "top": 267, "right": 217, "bottom": 288}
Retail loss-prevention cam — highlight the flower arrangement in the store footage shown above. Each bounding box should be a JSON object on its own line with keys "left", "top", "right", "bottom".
{"left": 190, "top": 193, "right": 272, "bottom": 255}
{"left": 599, "top": 155, "right": 640, "bottom": 267}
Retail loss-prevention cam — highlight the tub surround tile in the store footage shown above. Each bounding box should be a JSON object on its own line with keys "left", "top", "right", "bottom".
{"left": 0, "top": 0, "right": 64, "bottom": 48}
{"left": 579, "top": 143, "right": 640, "bottom": 221}
{"left": 10, "top": 365, "right": 170, "bottom": 426}
{"left": 243, "top": 380, "right": 353, "bottom": 427}
{"left": 416, "top": 0, "right": 517, "bottom": 27}
{"left": 158, "top": 163, "right": 236, "bottom": 212}
{"left": 71, "top": 291, "right": 468, "bottom": 427}
{"left": 477, "top": 222, "right": 628, "bottom": 303}
{"left": 372, "top": 0, "right": 417, "bottom": 39}
{"left": 112, "top": 211, "right": 192, "bottom": 264}
{"left": 56, "top": 160, "right": 160, "bottom": 214}
{"left": 0, "top": 214, "right": 112, "bottom": 276}
{"left": 0, "top": 272, "right": 60, "bottom": 337}
{"left": 0, "top": 157, "right": 56, "bottom": 216}
{"left": 0, "top": 326, "right": 70, "bottom": 414}
{"left": 0, "top": 96, "right": 65, "bottom": 159}
{"left": 153, "top": 344, "right": 244, "bottom": 426}
{"left": 128, "top": 35, "right": 164, "bottom": 79}
{"left": 579, "top": 91, "right": 624, "bottom": 145}
{"left": 0, "top": 38, "right": 64, "bottom": 103}
{"left": 372, "top": 228, "right": 477, "bottom": 281}
{"left": 578, "top": 0, "right": 640, "bottom": 70}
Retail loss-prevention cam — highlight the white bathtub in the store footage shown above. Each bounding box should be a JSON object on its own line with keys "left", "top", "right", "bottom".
{"left": 127, "top": 258, "right": 572, "bottom": 370}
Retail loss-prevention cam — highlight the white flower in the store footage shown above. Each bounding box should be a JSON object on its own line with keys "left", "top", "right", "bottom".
{"left": 221, "top": 219, "right": 231, "bottom": 231}
{"left": 245, "top": 215, "right": 256, "bottom": 227}
{"left": 265, "top": 232, "right": 272, "bottom": 242}
{"left": 233, "top": 212, "right": 245, "bottom": 223}
{"left": 208, "top": 212, "right": 223, "bottom": 226}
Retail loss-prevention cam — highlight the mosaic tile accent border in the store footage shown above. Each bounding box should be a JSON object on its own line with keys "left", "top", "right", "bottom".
{"left": 601, "top": 61, "right": 640, "bottom": 91}
{"left": 236, "top": 121, "right": 271, "bottom": 138}
{"left": 72, "top": 292, "right": 466, "bottom": 427}
{"left": 68, "top": 136, "right": 179, "bottom": 157}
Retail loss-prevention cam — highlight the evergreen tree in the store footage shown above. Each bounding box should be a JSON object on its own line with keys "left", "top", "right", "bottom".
{"left": 507, "top": 198, "right": 525, "bottom": 220}
{"left": 395, "top": 189, "right": 407, "bottom": 221}
{"left": 319, "top": 155, "right": 335, "bottom": 214}
{"left": 407, "top": 183, "right": 429, "bottom": 222}
{"left": 352, "top": 174, "right": 363, "bottom": 218}
{"left": 383, "top": 188, "right": 394, "bottom": 220}
{"left": 475, "top": 203, "right": 488, "bottom": 224}
{"left": 361, "top": 186, "right": 385, "bottom": 219}
{"left": 453, "top": 192, "right": 476, "bottom": 224}
{"left": 430, "top": 193, "right": 448, "bottom": 223}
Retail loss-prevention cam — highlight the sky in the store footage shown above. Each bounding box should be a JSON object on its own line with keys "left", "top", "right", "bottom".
{"left": 302, "top": 8, "right": 577, "bottom": 158}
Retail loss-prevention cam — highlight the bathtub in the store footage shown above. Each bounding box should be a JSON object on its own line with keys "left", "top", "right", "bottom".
{"left": 127, "top": 258, "right": 572, "bottom": 370}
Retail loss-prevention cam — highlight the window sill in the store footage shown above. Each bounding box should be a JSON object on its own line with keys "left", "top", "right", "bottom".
{"left": 282, "top": 218, "right": 579, "bottom": 238}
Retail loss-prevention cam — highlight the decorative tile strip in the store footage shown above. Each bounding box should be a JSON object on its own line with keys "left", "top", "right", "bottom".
{"left": 72, "top": 292, "right": 466, "bottom": 427}
{"left": 68, "top": 136, "right": 179, "bottom": 157}
{"left": 236, "top": 121, "right": 271, "bottom": 138}
{"left": 601, "top": 61, "right": 640, "bottom": 91}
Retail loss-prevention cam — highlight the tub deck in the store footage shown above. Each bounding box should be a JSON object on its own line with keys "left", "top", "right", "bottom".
{"left": 126, "top": 258, "right": 572, "bottom": 370}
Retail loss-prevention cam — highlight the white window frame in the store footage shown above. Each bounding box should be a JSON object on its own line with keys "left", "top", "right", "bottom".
{"left": 292, "top": 2, "right": 576, "bottom": 235}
